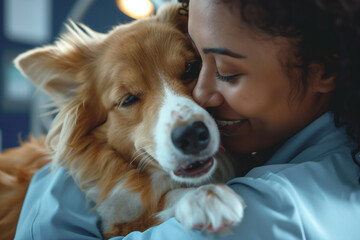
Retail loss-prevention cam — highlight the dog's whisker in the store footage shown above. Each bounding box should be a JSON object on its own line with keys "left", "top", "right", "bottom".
{"left": 138, "top": 156, "right": 154, "bottom": 173}
{"left": 134, "top": 150, "right": 150, "bottom": 166}
{"left": 130, "top": 146, "right": 153, "bottom": 165}
{"left": 138, "top": 156, "right": 151, "bottom": 171}
{"left": 131, "top": 152, "right": 148, "bottom": 166}
{"left": 131, "top": 149, "right": 147, "bottom": 161}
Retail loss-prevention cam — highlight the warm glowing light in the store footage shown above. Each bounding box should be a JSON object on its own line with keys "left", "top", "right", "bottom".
{"left": 116, "top": 0, "right": 154, "bottom": 19}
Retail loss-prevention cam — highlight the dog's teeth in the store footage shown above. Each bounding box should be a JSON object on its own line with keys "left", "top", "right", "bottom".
{"left": 174, "top": 158, "right": 214, "bottom": 177}
{"left": 187, "top": 164, "right": 195, "bottom": 169}
{"left": 181, "top": 164, "right": 191, "bottom": 169}
{"left": 181, "top": 158, "right": 210, "bottom": 170}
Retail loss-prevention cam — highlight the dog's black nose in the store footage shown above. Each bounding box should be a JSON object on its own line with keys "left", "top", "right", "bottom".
{"left": 171, "top": 121, "right": 210, "bottom": 155}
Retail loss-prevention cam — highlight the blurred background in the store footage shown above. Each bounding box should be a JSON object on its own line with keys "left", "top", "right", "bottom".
{"left": 0, "top": 0, "right": 177, "bottom": 152}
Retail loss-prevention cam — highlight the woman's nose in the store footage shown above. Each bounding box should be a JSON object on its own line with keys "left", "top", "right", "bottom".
{"left": 192, "top": 70, "right": 223, "bottom": 108}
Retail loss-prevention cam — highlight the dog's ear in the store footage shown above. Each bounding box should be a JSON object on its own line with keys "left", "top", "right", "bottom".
{"left": 156, "top": 3, "right": 188, "bottom": 33}
{"left": 14, "top": 22, "right": 105, "bottom": 103}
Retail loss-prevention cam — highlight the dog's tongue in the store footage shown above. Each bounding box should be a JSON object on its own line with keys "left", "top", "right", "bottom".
{"left": 219, "top": 144, "right": 226, "bottom": 153}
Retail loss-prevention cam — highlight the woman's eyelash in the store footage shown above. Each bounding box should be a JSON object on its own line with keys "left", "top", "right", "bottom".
{"left": 215, "top": 71, "right": 242, "bottom": 82}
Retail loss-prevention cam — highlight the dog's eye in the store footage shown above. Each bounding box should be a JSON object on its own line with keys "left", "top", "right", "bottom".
{"left": 121, "top": 95, "right": 140, "bottom": 107}
{"left": 182, "top": 61, "right": 201, "bottom": 82}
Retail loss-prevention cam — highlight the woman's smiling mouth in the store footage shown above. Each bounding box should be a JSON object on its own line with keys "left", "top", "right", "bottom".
{"left": 215, "top": 118, "right": 248, "bottom": 136}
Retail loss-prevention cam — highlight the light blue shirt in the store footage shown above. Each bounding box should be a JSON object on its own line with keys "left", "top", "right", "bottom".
{"left": 15, "top": 112, "right": 360, "bottom": 239}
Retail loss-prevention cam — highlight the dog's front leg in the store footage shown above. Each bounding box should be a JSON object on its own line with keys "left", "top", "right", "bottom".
{"left": 158, "top": 184, "right": 246, "bottom": 232}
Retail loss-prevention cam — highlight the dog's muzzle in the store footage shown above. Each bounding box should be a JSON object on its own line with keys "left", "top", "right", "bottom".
{"left": 171, "top": 121, "right": 215, "bottom": 178}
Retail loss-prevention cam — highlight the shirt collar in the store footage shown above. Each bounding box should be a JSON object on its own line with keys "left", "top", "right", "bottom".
{"left": 265, "top": 112, "right": 355, "bottom": 165}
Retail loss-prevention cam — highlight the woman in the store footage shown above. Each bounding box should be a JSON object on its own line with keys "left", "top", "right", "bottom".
{"left": 114, "top": 0, "right": 360, "bottom": 239}
{"left": 15, "top": 0, "right": 360, "bottom": 239}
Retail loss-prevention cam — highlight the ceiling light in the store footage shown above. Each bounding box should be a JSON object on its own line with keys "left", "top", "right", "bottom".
{"left": 116, "top": 0, "right": 154, "bottom": 19}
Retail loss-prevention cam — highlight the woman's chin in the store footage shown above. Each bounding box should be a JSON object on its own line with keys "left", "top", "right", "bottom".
{"left": 221, "top": 136, "right": 258, "bottom": 154}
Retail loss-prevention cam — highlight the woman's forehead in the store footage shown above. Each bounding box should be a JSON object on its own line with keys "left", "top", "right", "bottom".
{"left": 188, "top": 0, "right": 293, "bottom": 55}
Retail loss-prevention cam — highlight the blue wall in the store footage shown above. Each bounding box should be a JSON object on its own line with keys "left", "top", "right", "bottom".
{"left": 0, "top": 0, "right": 132, "bottom": 151}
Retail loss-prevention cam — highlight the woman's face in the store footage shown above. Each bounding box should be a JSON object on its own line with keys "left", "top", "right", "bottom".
{"left": 188, "top": 0, "right": 331, "bottom": 154}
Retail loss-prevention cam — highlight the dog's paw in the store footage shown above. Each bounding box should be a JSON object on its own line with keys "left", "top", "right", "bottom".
{"left": 174, "top": 184, "right": 245, "bottom": 232}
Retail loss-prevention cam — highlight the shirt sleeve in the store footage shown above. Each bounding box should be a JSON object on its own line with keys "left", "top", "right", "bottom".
{"left": 16, "top": 164, "right": 305, "bottom": 240}
{"left": 14, "top": 164, "right": 103, "bottom": 240}
{"left": 112, "top": 172, "right": 305, "bottom": 240}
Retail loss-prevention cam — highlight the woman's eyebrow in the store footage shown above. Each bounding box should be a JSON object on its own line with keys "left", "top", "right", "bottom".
{"left": 188, "top": 33, "right": 246, "bottom": 59}
{"left": 203, "top": 48, "right": 247, "bottom": 59}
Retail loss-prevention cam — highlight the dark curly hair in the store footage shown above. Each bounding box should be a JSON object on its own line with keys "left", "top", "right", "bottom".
{"left": 179, "top": 0, "right": 360, "bottom": 166}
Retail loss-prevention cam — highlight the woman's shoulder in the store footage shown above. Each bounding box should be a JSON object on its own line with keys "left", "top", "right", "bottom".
{"left": 244, "top": 111, "right": 360, "bottom": 192}
{"left": 227, "top": 150, "right": 360, "bottom": 240}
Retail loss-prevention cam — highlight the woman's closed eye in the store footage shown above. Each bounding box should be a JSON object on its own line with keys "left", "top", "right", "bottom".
{"left": 215, "top": 71, "right": 243, "bottom": 82}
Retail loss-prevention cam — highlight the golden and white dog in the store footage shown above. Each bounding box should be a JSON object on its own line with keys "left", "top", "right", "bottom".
{"left": 0, "top": 4, "right": 245, "bottom": 239}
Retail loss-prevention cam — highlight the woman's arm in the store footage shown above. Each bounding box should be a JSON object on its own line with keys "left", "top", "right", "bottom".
{"left": 14, "top": 164, "right": 102, "bottom": 240}
{"left": 113, "top": 175, "right": 303, "bottom": 240}
{"left": 15, "top": 164, "right": 302, "bottom": 240}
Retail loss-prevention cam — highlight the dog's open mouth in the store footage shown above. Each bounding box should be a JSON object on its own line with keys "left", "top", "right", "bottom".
{"left": 173, "top": 157, "right": 214, "bottom": 177}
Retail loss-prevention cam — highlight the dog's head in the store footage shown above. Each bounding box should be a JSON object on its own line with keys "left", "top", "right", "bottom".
{"left": 14, "top": 4, "right": 223, "bottom": 193}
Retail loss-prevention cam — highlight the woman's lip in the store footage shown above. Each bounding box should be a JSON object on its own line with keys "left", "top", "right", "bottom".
{"left": 216, "top": 119, "right": 248, "bottom": 136}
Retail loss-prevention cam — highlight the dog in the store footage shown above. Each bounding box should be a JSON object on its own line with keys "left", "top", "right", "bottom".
{"left": 0, "top": 4, "right": 245, "bottom": 239}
